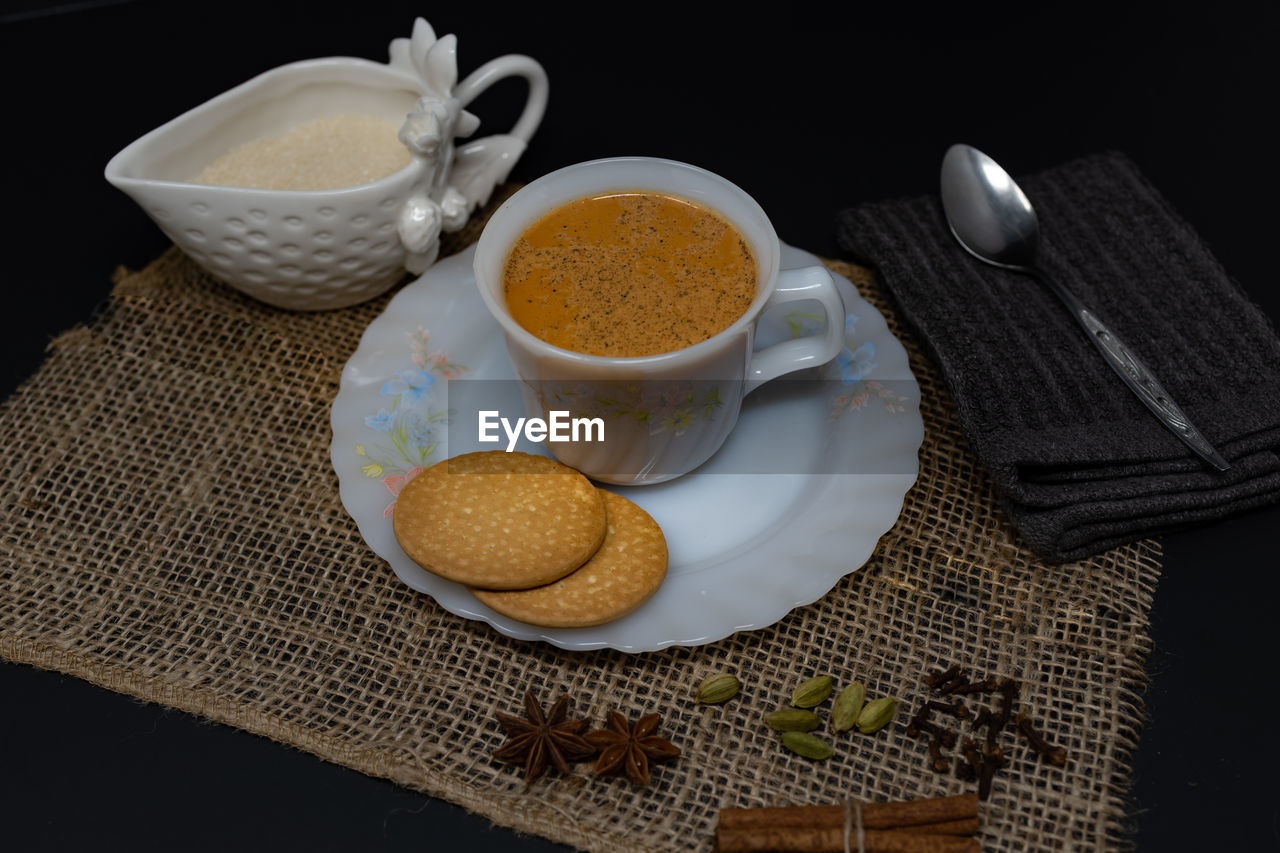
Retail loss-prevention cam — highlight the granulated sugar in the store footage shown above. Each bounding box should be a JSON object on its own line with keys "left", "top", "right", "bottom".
{"left": 193, "top": 114, "right": 411, "bottom": 190}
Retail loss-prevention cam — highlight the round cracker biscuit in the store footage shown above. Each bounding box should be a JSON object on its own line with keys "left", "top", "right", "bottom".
{"left": 392, "top": 451, "right": 606, "bottom": 590}
{"left": 470, "top": 489, "right": 668, "bottom": 628}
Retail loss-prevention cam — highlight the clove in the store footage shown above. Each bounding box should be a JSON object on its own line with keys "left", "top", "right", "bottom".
{"left": 927, "top": 736, "right": 951, "bottom": 773}
{"left": 943, "top": 676, "right": 1002, "bottom": 696}
{"left": 994, "top": 679, "right": 1019, "bottom": 726}
{"left": 961, "top": 738, "right": 982, "bottom": 768}
{"left": 904, "top": 704, "right": 931, "bottom": 738}
{"left": 909, "top": 716, "right": 957, "bottom": 747}
{"left": 923, "top": 664, "right": 962, "bottom": 689}
{"left": 970, "top": 706, "right": 1004, "bottom": 750}
{"left": 1016, "top": 712, "right": 1067, "bottom": 767}
{"left": 977, "top": 745, "right": 1005, "bottom": 801}
{"left": 926, "top": 698, "right": 970, "bottom": 719}
{"left": 960, "top": 737, "right": 984, "bottom": 789}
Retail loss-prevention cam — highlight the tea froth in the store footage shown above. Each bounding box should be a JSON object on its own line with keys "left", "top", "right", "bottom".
{"left": 503, "top": 192, "right": 756, "bottom": 357}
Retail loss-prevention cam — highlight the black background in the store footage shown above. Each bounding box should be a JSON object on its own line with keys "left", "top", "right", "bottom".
{"left": 2, "top": 2, "right": 1277, "bottom": 849}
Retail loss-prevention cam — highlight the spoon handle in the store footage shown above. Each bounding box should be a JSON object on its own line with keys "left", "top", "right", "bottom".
{"left": 1034, "top": 270, "right": 1231, "bottom": 471}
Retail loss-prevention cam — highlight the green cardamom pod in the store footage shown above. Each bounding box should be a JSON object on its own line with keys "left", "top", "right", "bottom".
{"left": 765, "top": 708, "right": 822, "bottom": 732}
{"left": 781, "top": 730, "right": 834, "bottom": 760}
{"left": 696, "top": 672, "right": 741, "bottom": 704}
{"left": 830, "top": 682, "right": 867, "bottom": 732}
{"left": 790, "top": 675, "right": 833, "bottom": 708}
{"left": 854, "top": 696, "right": 899, "bottom": 734}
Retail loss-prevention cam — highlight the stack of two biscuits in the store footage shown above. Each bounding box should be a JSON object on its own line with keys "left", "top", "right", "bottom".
{"left": 392, "top": 451, "right": 668, "bottom": 628}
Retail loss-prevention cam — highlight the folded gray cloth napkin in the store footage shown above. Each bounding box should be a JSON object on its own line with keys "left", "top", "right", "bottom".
{"left": 836, "top": 151, "right": 1280, "bottom": 561}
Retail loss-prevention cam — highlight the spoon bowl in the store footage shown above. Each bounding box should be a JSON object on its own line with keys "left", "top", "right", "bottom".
{"left": 938, "top": 143, "right": 1229, "bottom": 471}
{"left": 940, "top": 144, "right": 1041, "bottom": 269}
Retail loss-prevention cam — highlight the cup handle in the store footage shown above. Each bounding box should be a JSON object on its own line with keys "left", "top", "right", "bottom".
{"left": 453, "top": 54, "right": 549, "bottom": 143}
{"left": 745, "top": 265, "right": 845, "bottom": 395}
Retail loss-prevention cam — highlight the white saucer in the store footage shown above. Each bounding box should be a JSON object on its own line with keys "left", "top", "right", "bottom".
{"left": 329, "top": 243, "right": 923, "bottom": 652}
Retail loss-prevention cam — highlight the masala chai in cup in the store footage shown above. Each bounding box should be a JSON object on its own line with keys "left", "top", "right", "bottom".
{"left": 473, "top": 157, "right": 845, "bottom": 484}
{"left": 502, "top": 191, "right": 757, "bottom": 357}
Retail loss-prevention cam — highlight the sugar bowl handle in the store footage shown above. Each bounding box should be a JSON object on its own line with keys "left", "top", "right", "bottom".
{"left": 454, "top": 54, "right": 549, "bottom": 143}
{"left": 397, "top": 50, "right": 549, "bottom": 274}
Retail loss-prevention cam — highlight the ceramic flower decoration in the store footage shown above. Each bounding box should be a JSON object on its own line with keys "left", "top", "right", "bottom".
{"left": 390, "top": 19, "right": 529, "bottom": 273}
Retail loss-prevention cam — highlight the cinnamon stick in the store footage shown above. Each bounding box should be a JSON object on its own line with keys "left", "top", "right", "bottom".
{"left": 894, "top": 818, "right": 979, "bottom": 835}
{"left": 716, "top": 795, "right": 980, "bottom": 853}
{"left": 715, "top": 826, "right": 979, "bottom": 853}
{"left": 718, "top": 793, "right": 977, "bottom": 832}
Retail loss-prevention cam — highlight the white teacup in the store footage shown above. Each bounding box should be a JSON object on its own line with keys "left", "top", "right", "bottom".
{"left": 473, "top": 157, "right": 844, "bottom": 484}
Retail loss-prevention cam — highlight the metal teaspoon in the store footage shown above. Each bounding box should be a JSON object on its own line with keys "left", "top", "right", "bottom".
{"left": 938, "top": 143, "right": 1229, "bottom": 471}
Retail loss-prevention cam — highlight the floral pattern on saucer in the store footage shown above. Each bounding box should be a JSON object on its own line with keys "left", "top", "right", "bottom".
{"left": 353, "top": 326, "right": 468, "bottom": 516}
{"left": 786, "top": 310, "right": 912, "bottom": 420}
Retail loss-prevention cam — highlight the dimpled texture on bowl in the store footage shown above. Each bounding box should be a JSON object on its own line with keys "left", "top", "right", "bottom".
{"left": 155, "top": 181, "right": 412, "bottom": 310}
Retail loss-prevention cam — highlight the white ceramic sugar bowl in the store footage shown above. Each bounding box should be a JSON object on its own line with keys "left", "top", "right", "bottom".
{"left": 105, "top": 19, "right": 547, "bottom": 310}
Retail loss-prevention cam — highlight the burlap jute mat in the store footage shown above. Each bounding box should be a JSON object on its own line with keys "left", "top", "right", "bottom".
{"left": 0, "top": 189, "right": 1160, "bottom": 851}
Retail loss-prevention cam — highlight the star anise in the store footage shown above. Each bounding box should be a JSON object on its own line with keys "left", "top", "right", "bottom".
{"left": 585, "top": 710, "right": 681, "bottom": 786}
{"left": 493, "top": 691, "right": 595, "bottom": 783}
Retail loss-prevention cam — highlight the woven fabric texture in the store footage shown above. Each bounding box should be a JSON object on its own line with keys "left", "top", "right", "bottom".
{"left": 836, "top": 152, "right": 1280, "bottom": 562}
{"left": 1, "top": 196, "right": 1160, "bottom": 852}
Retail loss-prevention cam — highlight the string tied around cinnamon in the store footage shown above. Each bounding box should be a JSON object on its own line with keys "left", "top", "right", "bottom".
{"left": 842, "top": 798, "right": 866, "bottom": 853}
